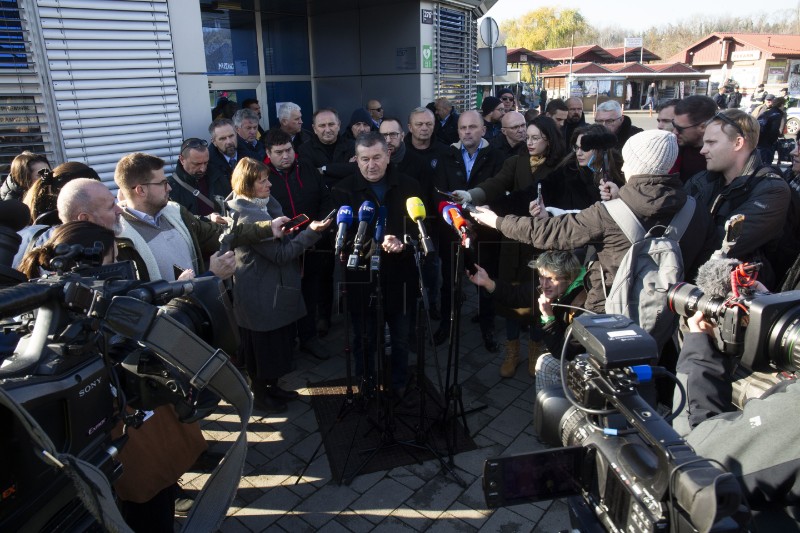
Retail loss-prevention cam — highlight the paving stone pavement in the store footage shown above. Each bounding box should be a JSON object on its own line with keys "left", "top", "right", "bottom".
{"left": 182, "top": 288, "right": 570, "bottom": 532}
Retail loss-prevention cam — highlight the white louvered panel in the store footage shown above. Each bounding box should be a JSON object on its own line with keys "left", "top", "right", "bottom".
{"left": 64, "top": 129, "right": 183, "bottom": 149}
{"left": 61, "top": 121, "right": 182, "bottom": 139}
{"left": 47, "top": 48, "right": 173, "bottom": 61}
{"left": 53, "top": 78, "right": 177, "bottom": 91}
{"left": 65, "top": 138, "right": 181, "bottom": 159}
{"left": 90, "top": 160, "right": 176, "bottom": 179}
{"left": 38, "top": 7, "right": 167, "bottom": 22}
{"left": 59, "top": 113, "right": 181, "bottom": 130}
{"left": 39, "top": 0, "right": 180, "bottom": 186}
{"left": 48, "top": 59, "right": 175, "bottom": 70}
{"left": 54, "top": 86, "right": 177, "bottom": 101}
{"left": 55, "top": 95, "right": 178, "bottom": 111}
{"left": 41, "top": 29, "right": 170, "bottom": 42}
{"left": 44, "top": 39, "right": 172, "bottom": 51}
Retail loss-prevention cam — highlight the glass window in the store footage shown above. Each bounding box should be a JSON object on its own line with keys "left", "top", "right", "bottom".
{"left": 261, "top": 13, "right": 310, "bottom": 76}
{"left": 0, "top": 0, "right": 27, "bottom": 69}
{"left": 209, "top": 89, "right": 257, "bottom": 120}
{"left": 265, "top": 82, "right": 312, "bottom": 128}
{"left": 201, "top": 7, "right": 258, "bottom": 76}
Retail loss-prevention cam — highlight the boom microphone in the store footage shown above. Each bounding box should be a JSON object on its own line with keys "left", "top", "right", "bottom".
{"left": 580, "top": 132, "right": 617, "bottom": 151}
{"left": 334, "top": 205, "right": 353, "bottom": 257}
{"left": 694, "top": 257, "right": 741, "bottom": 298}
{"left": 405, "top": 197, "right": 435, "bottom": 256}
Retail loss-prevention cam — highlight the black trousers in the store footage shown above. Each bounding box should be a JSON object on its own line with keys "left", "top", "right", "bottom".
{"left": 120, "top": 483, "right": 176, "bottom": 533}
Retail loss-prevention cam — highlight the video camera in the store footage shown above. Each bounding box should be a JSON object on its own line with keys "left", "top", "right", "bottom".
{"left": 483, "top": 314, "right": 750, "bottom": 533}
{"left": 0, "top": 244, "right": 239, "bottom": 531}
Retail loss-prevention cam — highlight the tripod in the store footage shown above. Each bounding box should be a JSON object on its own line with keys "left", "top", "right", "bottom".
{"left": 341, "top": 252, "right": 432, "bottom": 485}
{"left": 395, "top": 236, "right": 465, "bottom": 486}
{"left": 296, "top": 253, "right": 366, "bottom": 485}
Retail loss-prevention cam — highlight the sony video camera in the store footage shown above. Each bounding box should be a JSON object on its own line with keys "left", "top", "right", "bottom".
{"left": 483, "top": 314, "right": 750, "bottom": 533}
{"left": 0, "top": 244, "right": 239, "bottom": 531}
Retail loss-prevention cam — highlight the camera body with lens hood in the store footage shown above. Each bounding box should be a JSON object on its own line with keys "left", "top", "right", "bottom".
{"left": 0, "top": 244, "right": 240, "bottom": 531}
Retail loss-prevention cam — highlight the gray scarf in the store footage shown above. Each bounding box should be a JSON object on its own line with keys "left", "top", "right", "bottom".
{"left": 389, "top": 140, "right": 407, "bottom": 164}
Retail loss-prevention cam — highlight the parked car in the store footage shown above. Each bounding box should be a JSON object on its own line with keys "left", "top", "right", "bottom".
{"left": 787, "top": 106, "right": 800, "bottom": 136}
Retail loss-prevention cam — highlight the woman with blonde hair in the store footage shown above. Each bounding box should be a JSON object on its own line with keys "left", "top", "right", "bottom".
{"left": 226, "top": 157, "right": 332, "bottom": 413}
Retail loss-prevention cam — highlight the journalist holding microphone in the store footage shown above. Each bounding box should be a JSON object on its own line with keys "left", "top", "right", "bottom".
{"left": 330, "top": 131, "right": 425, "bottom": 396}
{"left": 226, "top": 157, "right": 332, "bottom": 414}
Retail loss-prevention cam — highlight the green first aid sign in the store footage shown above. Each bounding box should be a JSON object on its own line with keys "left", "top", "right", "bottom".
{"left": 422, "top": 45, "right": 432, "bottom": 69}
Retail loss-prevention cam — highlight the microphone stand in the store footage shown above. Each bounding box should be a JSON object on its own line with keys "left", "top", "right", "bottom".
{"left": 440, "top": 236, "right": 486, "bottom": 464}
{"left": 297, "top": 247, "right": 366, "bottom": 485}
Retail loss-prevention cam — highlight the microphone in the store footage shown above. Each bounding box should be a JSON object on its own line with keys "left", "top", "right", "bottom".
{"left": 371, "top": 206, "right": 387, "bottom": 272}
{"left": 440, "top": 203, "right": 477, "bottom": 273}
{"left": 348, "top": 201, "right": 376, "bottom": 269}
{"left": 580, "top": 132, "right": 617, "bottom": 151}
{"left": 694, "top": 257, "right": 741, "bottom": 298}
{"left": 334, "top": 206, "right": 353, "bottom": 257}
{"left": 405, "top": 197, "right": 435, "bottom": 256}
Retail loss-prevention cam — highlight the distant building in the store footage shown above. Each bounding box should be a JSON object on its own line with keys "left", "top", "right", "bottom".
{"left": 669, "top": 33, "right": 800, "bottom": 97}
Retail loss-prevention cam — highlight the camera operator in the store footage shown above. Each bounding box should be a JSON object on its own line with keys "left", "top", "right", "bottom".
{"left": 674, "top": 283, "right": 800, "bottom": 529}
{"left": 17, "top": 221, "right": 207, "bottom": 532}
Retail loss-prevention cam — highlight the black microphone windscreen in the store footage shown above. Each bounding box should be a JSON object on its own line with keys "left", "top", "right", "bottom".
{"left": 694, "top": 257, "right": 741, "bottom": 298}
{"left": 0, "top": 199, "right": 31, "bottom": 232}
{"left": 580, "top": 132, "right": 617, "bottom": 151}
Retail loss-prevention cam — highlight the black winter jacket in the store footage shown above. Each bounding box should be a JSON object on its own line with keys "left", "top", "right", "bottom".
{"left": 265, "top": 157, "right": 332, "bottom": 221}
{"left": 297, "top": 134, "right": 356, "bottom": 188}
{"left": 167, "top": 162, "right": 230, "bottom": 216}
{"left": 207, "top": 144, "right": 235, "bottom": 198}
{"left": 434, "top": 109, "right": 459, "bottom": 145}
{"left": 237, "top": 136, "right": 266, "bottom": 162}
{"left": 614, "top": 115, "right": 643, "bottom": 151}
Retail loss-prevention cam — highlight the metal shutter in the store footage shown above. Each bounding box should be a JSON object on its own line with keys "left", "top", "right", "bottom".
{"left": 37, "top": 0, "right": 181, "bottom": 186}
{"left": 0, "top": 0, "right": 56, "bottom": 177}
{"left": 434, "top": 5, "right": 477, "bottom": 113}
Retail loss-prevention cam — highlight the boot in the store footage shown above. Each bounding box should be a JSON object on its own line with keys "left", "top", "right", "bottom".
{"left": 528, "top": 341, "right": 543, "bottom": 377}
{"left": 499, "top": 339, "right": 520, "bottom": 378}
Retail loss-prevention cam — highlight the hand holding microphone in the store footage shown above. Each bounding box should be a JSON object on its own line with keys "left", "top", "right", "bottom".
{"left": 405, "top": 197, "right": 435, "bottom": 256}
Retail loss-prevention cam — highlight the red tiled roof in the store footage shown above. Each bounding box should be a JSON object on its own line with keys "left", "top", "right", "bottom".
{"left": 533, "top": 44, "right": 616, "bottom": 62}
{"left": 541, "top": 61, "right": 706, "bottom": 78}
{"left": 541, "top": 62, "right": 612, "bottom": 76}
{"left": 605, "top": 63, "right": 654, "bottom": 73}
{"left": 505, "top": 47, "right": 548, "bottom": 63}
{"left": 604, "top": 46, "right": 661, "bottom": 61}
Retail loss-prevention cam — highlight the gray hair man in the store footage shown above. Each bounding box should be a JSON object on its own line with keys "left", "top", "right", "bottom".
{"left": 276, "top": 101, "right": 312, "bottom": 151}
{"left": 234, "top": 108, "right": 266, "bottom": 161}
{"left": 594, "top": 100, "right": 642, "bottom": 150}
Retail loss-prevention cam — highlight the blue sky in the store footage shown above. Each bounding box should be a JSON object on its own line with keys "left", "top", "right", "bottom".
{"left": 483, "top": 0, "right": 778, "bottom": 33}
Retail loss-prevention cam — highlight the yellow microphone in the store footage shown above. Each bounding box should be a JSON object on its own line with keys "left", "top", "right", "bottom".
{"left": 405, "top": 197, "right": 435, "bottom": 255}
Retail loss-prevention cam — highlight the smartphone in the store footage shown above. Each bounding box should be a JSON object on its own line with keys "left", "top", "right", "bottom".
{"left": 322, "top": 208, "right": 337, "bottom": 223}
{"left": 282, "top": 214, "right": 310, "bottom": 231}
{"left": 536, "top": 183, "right": 544, "bottom": 209}
{"left": 435, "top": 187, "right": 461, "bottom": 202}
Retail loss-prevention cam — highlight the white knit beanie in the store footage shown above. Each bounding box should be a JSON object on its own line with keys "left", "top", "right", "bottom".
{"left": 621, "top": 129, "right": 678, "bottom": 178}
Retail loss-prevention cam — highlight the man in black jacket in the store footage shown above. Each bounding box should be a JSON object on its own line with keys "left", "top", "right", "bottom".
{"left": 274, "top": 101, "right": 313, "bottom": 152}
{"left": 330, "top": 132, "right": 424, "bottom": 395}
{"left": 594, "top": 100, "right": 642, "bottom": 151}
{"left": 207, "top": 118, "right": 238, "bottom": 201}
{"left": 405, "top": 107, "right": 448, "bottom": 174}
{"left": 490, "top": 110, "right": 527, "bottom": 161}
{"left": 168, "top": 138, "right": 230, "bottom": 216}
{"left": 234, "top": 108, "right": 266, "bottom": 162}
{"left": 434, "top": 110, "right": 504, "bottom": 351}
{"left": 264, "top": 129, "right": 334, "bottom": 359}
{"left": 433, "top": 97, "right": 459, "bottom": 145}
{"left": 564, "top": 97, "right": 587, "bottom": 144}
{"left": 297, "top": 108, "right": 356, "bottom": 189}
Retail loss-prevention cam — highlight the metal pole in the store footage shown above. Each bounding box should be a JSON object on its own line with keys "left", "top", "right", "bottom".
{"left": 640, "top": 33, "right": 644, "bottom": 63}
{"left": 490, "top": 44, "right": 495, "bottom": 94}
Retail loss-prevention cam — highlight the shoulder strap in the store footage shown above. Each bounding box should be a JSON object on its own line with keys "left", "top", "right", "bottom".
{"left": 664, "top": 196, "right": 695, "bottom": 241}
{"left": 170, "top": 173, "right": 217, "bottom": 211}
{"left": 603, "top": 198, "right": 645, "bottom": 245}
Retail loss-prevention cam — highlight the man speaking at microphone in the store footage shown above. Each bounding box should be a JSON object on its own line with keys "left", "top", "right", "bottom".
{"left": 331, "top": 131, "right": 426, "bottom": 396}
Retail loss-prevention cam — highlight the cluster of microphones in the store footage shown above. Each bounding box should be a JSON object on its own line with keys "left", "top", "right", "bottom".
{"left": 331, "top": 196, "right": 476, "bottom": 272}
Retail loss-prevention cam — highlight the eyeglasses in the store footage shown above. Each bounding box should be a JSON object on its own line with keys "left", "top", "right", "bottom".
{"left": 595, "top": 116, "right": 622, "bottom": 126}
{"left": 527, "top": 136, "right": 545, "bottom": 143}
{"left": 708, "top": 112, "right": 746, "bottom": 138}
{"left": 139, "top": 180, "right": 170, "bottom": 190}
{"left": 671, "top": 119, "right": 704, "bottom": 134}
{"left": 500, "top": 96, "right": 514, "bottom": 102}
{"left": 503, "top": 123, "right": 526, "bottom": 130}
{"left": 180, "top": 138, "right": 208, "bottom": 152}
{"left": 381, "top": 131, "right": 402, "bottom": 139}
{"left": 369, "top": 107, "right": 383, "bottom": 112}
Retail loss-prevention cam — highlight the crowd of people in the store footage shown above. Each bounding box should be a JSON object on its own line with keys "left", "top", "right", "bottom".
{"left": 2, "top": 87, "right": 800, "bottom": 530}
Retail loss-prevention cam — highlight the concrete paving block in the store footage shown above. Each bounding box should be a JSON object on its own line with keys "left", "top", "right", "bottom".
{"left": 276, "top": 512, "right": 318, "bottom": 533}
{"left": 350, "top": 478, "right": 414, "bottom": 524}
{"left": 218, "top": 516, "right": 256, "bottom": 533}
{"left": 334, "top": 511, "right": 378, "bottom": 533}
{"left": 347, "top": 469, "right": 385, "bottom": 493}
{"left": 456, "top": 477, "right": 492, "bottom": 513}
{"left": 503, "top": 431, "right": 546, "bottom": 457}
{"left": 316, "top": 518, "right": 354, "bottom": 533}
{"left": 477, "top": 506, "right": 535, "bottom": 532}
{"left": 405, "top": 475, "right": 466, "bottom": 519}
{"left": 231, "top": 486, "right": 301, "bottom": 530}
{"left": 425, "top": 514, "right": 478, "bottom": 532}
{"left": 294, "top": 483, "right": 360, "bottom": 529}
{"left": 480, "top": 381, "right": 525, "bottom": 410}
{"left": 372, "top": 516, "right": 419, "bottom": 532}
{"left": 403, "top": 459, "right": 446, "bottom": 482}
{"left": 532, "top": 499, "right": 570, "bottom": 531}
{"left": 477, "top": 426, "right": 513, "bottom": 446}
{"left": 443, "top": 502, "right": 491, "bottom": 529}
{"left": 387, "top": 466, "right": 426, "bottom": 491}
{"left": 507, "top": 499, "right": 545, "bottom": 523}
{"left": 392, "top": 505, "right": 434, "bottom": 531}
{"left": 487, "top": 404, "right": 533, "bottom": 439}
{"left": 451, "top": 445, "right": 504, "bottom": 480}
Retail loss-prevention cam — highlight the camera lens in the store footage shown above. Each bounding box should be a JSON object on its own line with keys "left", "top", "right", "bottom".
{"left": 768, "top": 305, "right": 800, "bottom": 372}
{"left": 668, "top": 283, "right": 726, "bottom": 319}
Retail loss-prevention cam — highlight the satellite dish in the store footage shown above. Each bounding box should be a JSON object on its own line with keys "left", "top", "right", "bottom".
{"left": 479, "top": 17, "right": 499, "bottom": 47}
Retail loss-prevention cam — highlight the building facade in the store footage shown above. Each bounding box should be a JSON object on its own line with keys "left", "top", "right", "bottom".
{"left": 0, "top": 0, "right": 495, "bottom": 185}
